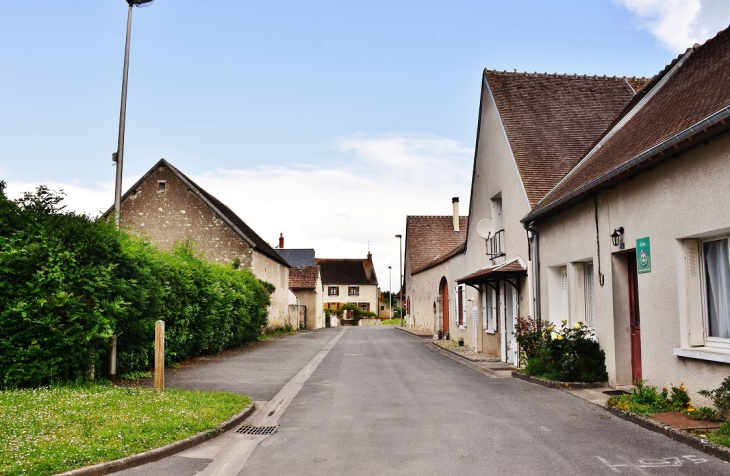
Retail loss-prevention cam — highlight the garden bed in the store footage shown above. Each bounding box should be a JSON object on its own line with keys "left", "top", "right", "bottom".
{"left": 511, "top": 370, "right": 607, "bottom": 389}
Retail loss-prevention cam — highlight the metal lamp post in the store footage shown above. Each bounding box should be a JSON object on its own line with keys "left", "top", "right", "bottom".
{"left": 113, "top": 0, "right": 154, "bottom": 227}
{"left": 395, "top": 234, "right": 403, "bottom": 326}
{"left": 110, "top": 0, "right": 153, "bottom": 379}
{"left": 388, "top": 266, "right": 392, "bottom": 320}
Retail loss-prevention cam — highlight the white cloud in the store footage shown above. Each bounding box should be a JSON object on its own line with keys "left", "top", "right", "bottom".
{"left": 4, "top": 133, "right": 473, "bottom": 292}
{"left": 618, "top": 0, "right": 730, "bottom": 52}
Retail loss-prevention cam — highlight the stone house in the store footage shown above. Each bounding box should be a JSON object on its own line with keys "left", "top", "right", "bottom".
{"left": 106, "top": 159, "right": 291, "bottom": 328}
{"left": 317, "top": 254, "right": 378, "bottom": 325}
{"left": 522, "top": 29, "right": 730, "bottom": 394}
{"left": 275, "top": 237, "right": 324, "bottom": 330}
{"left": 405, "top": 69, "right": 646, "bottom": 365}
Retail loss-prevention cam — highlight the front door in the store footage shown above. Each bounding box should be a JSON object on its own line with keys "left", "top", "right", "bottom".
{"left": 627, "top": 253, "right": 642, "bottom": 382}
{"left": 442, "top": 282, "right": 450, "bottom": 337}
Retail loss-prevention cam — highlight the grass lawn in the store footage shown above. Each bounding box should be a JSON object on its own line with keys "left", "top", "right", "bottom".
{"left": 0, "top": 383, "right": 250, "bottom": 476}
{"left": 380, "top": 319, "right": 403, "bottom": 325}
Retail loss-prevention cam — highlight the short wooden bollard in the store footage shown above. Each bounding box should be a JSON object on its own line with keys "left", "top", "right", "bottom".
{"left": 154, "top": 320, "right": 165, "bottom": 392}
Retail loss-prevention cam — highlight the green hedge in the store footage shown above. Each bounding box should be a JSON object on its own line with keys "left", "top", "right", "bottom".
{"left": 0, "top": 182, "right": 271, "bottom": 388}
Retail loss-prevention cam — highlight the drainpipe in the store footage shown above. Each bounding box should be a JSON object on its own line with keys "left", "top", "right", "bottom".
{"left": 523, "top": 221, "right": 541, "bottom": 322}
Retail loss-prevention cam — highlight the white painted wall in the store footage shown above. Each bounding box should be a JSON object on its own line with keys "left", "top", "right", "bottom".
{"left": 250, "top": 251, "right": 290, "bottom": 329}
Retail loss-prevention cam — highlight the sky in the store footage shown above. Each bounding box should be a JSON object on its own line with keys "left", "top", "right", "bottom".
{"left": 1, "top": 0, "right": 729, "bottom": 291}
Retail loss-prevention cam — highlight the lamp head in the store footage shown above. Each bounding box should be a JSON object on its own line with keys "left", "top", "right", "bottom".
{"left": 126, "top": 0, "right": 154, "bottom": 7}
{"left": 611, "top": 227, "right": 624, "bottom": 247}
{"left": 395, "top": 234, "right": 402, "bottom": 238}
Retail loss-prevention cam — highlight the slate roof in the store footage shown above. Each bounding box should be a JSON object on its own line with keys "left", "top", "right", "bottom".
{"left": 485, "top": 70, "right": 649, "bottom": 207}
{"left": 316, "top": 258, "right": 378, "bottom": 285}
{"left": 525, "top": 27, "right": 730, "bottom": 221}
{"left": 106, "top": 159, "right": 290, "bottom": 267}
{"left": 289, "top": 266, "right": 320, "bottom": 290}
{"left": 406, "top": 216, "right": 468, "bottom": 275}
{"left": 276, "top": 249, "right": 316, "bottom": 267}
{"left": 456, "top": 258, "right": 527, "bottom": 285}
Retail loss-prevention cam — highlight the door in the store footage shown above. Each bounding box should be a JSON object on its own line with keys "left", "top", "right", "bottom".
{"left": 442, "top": 281, "right": 450, "bottom": 336}
{"left": 627, "top": 253, "right": 642, "bottom": 382}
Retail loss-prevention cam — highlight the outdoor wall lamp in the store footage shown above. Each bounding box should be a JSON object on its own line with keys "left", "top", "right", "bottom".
{"left": 611, "top": 227, "right": 624, "bottom": 247}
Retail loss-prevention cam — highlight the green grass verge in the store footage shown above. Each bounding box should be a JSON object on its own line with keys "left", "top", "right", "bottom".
{"left": 0, "top": 383, "right": 251, "bottom": 476}
{"left": 380, "top": 319, "right": 403, "bottom": 325}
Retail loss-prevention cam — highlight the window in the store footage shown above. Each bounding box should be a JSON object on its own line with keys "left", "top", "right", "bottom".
{"left": 328, "top": 286, "right": 339, "bottom": 296}
{"left": 454, "top": 284, "right": 467, "bottom": 328}
{"left": 483, "top": 284, "right": 497, "bottom": 333}
{"left": 348, "top": 286, "right": 359, "bottom": 296}
{"left": 488, "top": 196, "right": 505, "bottom": 259}
{"left": 158, "top": 181, "right": 166, "bottom": 193}
{"left": 685, "top": 238, "right": 730, "bottom": 348}
{"left": 585, "top": 264, "right": 595, "bottom": 327}
{"left": 359, "top": 303, "right": 369, "bottom": 312}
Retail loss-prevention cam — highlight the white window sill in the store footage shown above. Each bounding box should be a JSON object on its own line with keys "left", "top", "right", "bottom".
{"left": 484, "top": 330, "right": 496, "bottom": 335}
{"left": 674, "top": 347, "right": 730, "bottom": 364}
{"left": 458, "top": 325, "right": 466, "bottom": 330}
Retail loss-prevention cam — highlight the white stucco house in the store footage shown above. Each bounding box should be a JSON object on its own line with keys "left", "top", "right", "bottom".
{"left": 522, "top": 29, "right": 730, "bottom": 396}
{"left": 317, "top": 253, "right": 379, "bottom": 326}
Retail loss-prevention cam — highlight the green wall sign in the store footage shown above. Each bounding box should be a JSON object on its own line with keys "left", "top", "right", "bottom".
{"left": 637, "top": 237, "right": 651, "bottom": 274}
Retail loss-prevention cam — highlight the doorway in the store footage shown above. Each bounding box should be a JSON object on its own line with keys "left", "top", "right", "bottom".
{"left": 627, "top": 253, "right": 642, "bottom": 382}
{"left": 440, "top": 278, "right": 449, "bottom": 337}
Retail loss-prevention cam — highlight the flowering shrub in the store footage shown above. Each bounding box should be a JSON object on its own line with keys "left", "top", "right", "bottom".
{"left": 607, "top": 380, "right": 696, "bottom": 416}
{"left": 519, "top": 319, "right": 607, "bottom": 383}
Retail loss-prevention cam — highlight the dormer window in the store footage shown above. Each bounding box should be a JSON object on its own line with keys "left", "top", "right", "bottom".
{"left": 158, "top": 181, "right": 166, "bottom": 193}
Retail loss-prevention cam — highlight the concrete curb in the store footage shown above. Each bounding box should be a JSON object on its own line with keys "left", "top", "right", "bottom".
{"left": 430, "top": 342, "right": 501, "bottom": 363}
{"left": 511, "top": 371, "right": 607, "bottom": 389}
{"left": 603, "top": 406, "right": 730, "bottom": 463}
{"left": 55, "top": 402, "right": 256, "bottom": 476}
{"left": 394, "top": 326, "right": 432, "bottom": 338}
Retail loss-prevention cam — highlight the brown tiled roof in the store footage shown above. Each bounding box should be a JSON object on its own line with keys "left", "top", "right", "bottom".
{"left": 485, "top": 70, "right": 646, "bottom": 206}
{"left": 526, "top": 28, "right": 730, "bottom": 221}
{"left": 316, "top": 258, "right": 378, "bottom": 285}
{"left": 289, "top": 266, "right": 320, "bottom": 289}
{"left": 406, "top": 216, "right": 468, "bottom": 275}
{"left": 456, "top": 259, "right": 527, "bottom": 285}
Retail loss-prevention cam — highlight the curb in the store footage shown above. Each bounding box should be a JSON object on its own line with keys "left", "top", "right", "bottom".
{"left": 511, "top": 371, "right": 607, "bottom": 389}
{"left": 603, "top": 406, "right": 730, "bottom": 463}
{"left": 394, "top": 326, "right": 433, "bottom": 338}
{"left": 55, "top": 402, "right": 256, "bottom": 476}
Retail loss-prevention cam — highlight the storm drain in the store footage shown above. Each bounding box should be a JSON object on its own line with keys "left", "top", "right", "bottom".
{"left": 236, "top": 425, "right": 278, "bottom": 436}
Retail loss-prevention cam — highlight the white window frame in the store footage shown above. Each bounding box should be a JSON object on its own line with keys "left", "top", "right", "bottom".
{"left": 348, "top": 286, "right": 359, "bottom": 296}
{"left": 698, "top": 236, "right": 730, "bottom": 348}
{"left": 483, "top": 285, "right": 497, "bottom": 333}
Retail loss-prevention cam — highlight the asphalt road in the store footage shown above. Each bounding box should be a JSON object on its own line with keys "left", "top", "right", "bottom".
{"left": 120, "top": 326, "right": 730, "bottom": 475}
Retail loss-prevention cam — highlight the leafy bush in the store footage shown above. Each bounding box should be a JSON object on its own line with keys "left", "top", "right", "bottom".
{"left": 513, "top": 316, "right": 544, "bottom": 363}
{"left": 0, "top": 183, "right": 272, "bottom": 387}
{"left": 520, "top": 320, "right": 608, "bottom": 383}
{"left": 699, "top": 376, "right": 730, "bottom": 421}
{"left": 606, "top": 380, "right": 695, "bottom": 416}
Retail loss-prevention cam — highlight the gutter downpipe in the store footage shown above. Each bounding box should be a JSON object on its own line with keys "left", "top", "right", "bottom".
{"left": 524, "top": 105, "right": 730, "bottom": 224}
{"left": 523, "top": 221, "right": 540, "bottom": 323}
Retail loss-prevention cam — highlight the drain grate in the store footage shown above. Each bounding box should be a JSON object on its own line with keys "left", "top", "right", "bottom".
{"left": 236, "top": 425, "right": 278, "bottom": 436}
{"left": 603, "top": 390, "right": 631, "bottom": 396}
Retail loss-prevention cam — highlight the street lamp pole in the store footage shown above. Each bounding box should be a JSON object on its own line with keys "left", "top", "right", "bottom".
{"left": 113, "top": 0, "right": 153, "bottom": 227}
{"left": 395, "top": 234, "right": 403, "bottom": 327}
{"left": 388, "top": 266, "right": 392, "bottom": 320}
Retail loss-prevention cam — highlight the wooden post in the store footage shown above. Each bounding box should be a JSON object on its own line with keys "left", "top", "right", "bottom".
{"left": 109, "top": 336, "right": 117, "bottom": 379}
{"left": 154, "top": 320, "right": 165, "bottom": 392}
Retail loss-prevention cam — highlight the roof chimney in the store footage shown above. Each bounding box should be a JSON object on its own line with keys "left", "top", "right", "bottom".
{"left": 452, "top": 197, "right": 460, "bottom": 232}
{"left": 367, "top": 251, "right": 372, "bottom": 262}
{"left": 279, "top": 233, "right": 284, "bottom": 249}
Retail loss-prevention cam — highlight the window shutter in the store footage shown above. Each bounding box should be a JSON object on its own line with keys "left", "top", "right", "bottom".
{"left": 454, "top": 285, "right": 459, "bottom": 326}
{"left": 685, "top": 239, "right": 705, "bottom": 346}
{"left": 491, "top": 287, "right": 498, "bottom": 331}
{"left": 482, "top": 285, "right": 488, "bottom": 330}
{"left": 462, "top": 285, "right": 467, "bottom": 327}
{"left": 573, "top": 263, "right": 586, "bottom": 324}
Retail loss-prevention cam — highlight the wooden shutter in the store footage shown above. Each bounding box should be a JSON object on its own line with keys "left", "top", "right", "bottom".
{"left": 491, "top": 287, "right": 498, "bottom": 331}
{"left": 454, "top": 285, "right": 459, "bottom": 327}
{"left": 685, "top": 239, "right": 705, "bottom": 346}
{"left": 573, "top": 263, "right": 586, "bottom": 324}
{"left": 482, "top": 285, "right": 488, "bottom": 330}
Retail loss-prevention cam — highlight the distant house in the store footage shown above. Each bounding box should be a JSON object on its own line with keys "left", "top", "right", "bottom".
{"left": 522, "top": 29, "right": 730, "bottom": 393}
{"left": 317, "top": 253, "right": 378, "bottom": 325}
{"left": 105, "top": 159, "right": 291, "bottom": 328}
{"left": 275, "top": 235, "right": 323, "bottom": 329}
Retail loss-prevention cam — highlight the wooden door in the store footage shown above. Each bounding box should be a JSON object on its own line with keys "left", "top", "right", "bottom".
{"left": 442, "top": 281, "right": 450, "bottom": 336}
{"left": 627, "top": 253, "right": 642, "bottom": 382}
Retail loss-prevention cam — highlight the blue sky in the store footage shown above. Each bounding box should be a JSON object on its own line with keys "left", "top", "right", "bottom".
{"left": 1, "top": 0, "right": 729, "bottom": 289}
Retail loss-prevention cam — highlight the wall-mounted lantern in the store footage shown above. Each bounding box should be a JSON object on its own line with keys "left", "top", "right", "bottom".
{"left": 611, "top": 227, "right": 625, "bottom": 247}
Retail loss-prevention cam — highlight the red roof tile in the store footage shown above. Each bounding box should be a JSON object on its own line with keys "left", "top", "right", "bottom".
{"left": 407, "top": 216, "right": 468, "bottom": 275}
{"left": 289, "top": 266, "right": 320, "bottom": 289}
{"left": 526, "top": 28, "right": 730, "bottom": 221}
{"left": 485, "top": 70, "right": 646, "bottom": 206}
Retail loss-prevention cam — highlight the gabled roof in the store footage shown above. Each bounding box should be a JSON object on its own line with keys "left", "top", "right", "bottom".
{"left": 106, "top": 159, "right": 290, "bottom": 267}
{"left": 316, "top": 258, "right": 378, "bottom": 286}
{"left": 276, "top": 249, "right": 315, "bottom": 267}
{"left": 289, "top": 265, "right": 320, "bottom": 290}
{"left": 525, "top": 27, "right": 730, "bottom": 222}
{"left": 406, "top": 216, "right": 468, "bottom": 275}
{"left": 484, "top": 70, "right": 648, "bottom": 207}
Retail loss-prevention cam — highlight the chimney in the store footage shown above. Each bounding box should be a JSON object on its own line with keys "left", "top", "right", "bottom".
{"left": 367, "top": 251, "right": 372, "bottom": 262}
{"left": 452, "top": 197, "right": 460, "bottom": 232}
{"left": 279, "top": 233, "right": 284, "bottom": 249}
